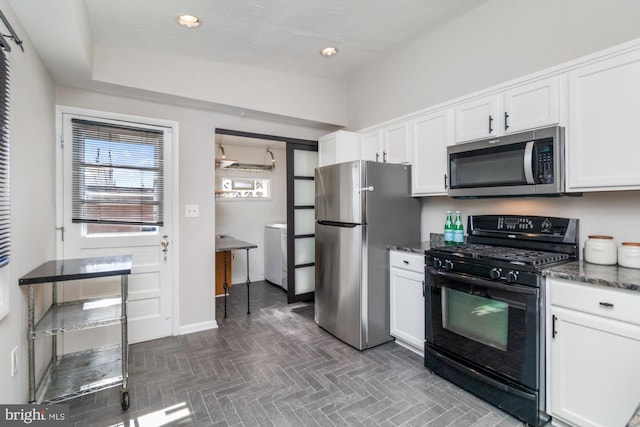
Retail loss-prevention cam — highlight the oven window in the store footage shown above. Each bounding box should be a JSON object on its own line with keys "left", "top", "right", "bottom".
{"left": 442, "top": 288, "right": 509, "bottom": 351}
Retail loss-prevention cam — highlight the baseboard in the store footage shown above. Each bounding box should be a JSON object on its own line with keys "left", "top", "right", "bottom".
{"left": 179, "top": 320, "right": 218, "bottom": 335}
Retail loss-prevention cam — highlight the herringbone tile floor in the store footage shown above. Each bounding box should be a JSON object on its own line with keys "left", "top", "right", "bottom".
{"left": 66, "top": 281, "right": 523, "bottom": 426}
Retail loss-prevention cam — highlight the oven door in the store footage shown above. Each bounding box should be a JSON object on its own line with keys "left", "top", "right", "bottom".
{"left": 425, "top": 267, "right": 539, "bottom": 390}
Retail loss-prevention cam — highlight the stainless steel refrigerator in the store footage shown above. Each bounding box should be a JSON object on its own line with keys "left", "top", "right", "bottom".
{"left": 314, "top": 160, "right": 421, "bottom": 350}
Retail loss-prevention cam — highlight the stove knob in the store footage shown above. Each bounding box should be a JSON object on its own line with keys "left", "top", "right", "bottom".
{"left": 444, "top": 260, "right": 454, "bottom": 271}
{"left": 506, "top": 271, "right": 519, "bottom": 283}
{"left": 489, "top": 268, "right": 502, "bottom": 280}
{"left": 432, "top": 258, "right": 442, "bottom": 269}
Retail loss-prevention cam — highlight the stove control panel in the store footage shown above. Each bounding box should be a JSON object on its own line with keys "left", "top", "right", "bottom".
{"left": 468, "top": 215, "right": 579, "bottom": 244}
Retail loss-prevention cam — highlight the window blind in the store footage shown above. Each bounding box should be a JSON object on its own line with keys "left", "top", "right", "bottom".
{"left": 0, "top": 48, "right": 9, "bottom": 267}
{"left": 71, "top": 119, "right": 164, "bottom": 226}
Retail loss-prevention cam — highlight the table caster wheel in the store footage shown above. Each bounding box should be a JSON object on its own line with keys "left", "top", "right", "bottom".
{"left": 121, "top": 390, "right": 130, "bottom": 410}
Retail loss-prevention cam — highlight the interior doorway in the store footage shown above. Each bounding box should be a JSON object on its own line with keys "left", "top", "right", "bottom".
{"left": 214, "top": 129, "right": 317, "bottom": 304}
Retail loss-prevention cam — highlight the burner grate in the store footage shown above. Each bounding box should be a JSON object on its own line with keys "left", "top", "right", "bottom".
{"left": 431, "top": 244, "right": 569, "bottom": 266}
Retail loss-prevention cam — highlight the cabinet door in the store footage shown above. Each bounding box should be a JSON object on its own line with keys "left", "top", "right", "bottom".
{"left": 411, "top": 109, "right": 452, "bottom": 196}
{"left": 503, "top": 76, "right": 559, "bottom": 134}
{"left": 567, "top": 49, "right": 640, "bottom": 191}
{"left": 318, "top": 132, "right": 338, "bottom": 167}
{"left": 550, "top": 306, "right": 640, "bottom": 427}
{"left": 318, "top": 130, "right": 361, "bottom": 167}
{"left": 384, "top": 121, "right": 410, "bottom": 164}
{"left": 454, "top": 94, "right": 499, "bottom": 143}
{"left": 390, "top": 267, "right": 425, "bottom": 353}
{"left": 361, "top": 129, "right": 382, "bottom": 162}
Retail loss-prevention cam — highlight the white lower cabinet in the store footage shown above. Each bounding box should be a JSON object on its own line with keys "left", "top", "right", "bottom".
{"left": 547, "top": 278, "right": 640, "bottom": 427}
{"left": 389, "top": 250, "right": 425, "bottom": 355}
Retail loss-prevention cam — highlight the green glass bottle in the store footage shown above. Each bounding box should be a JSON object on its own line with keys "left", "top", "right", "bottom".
{"left": 444, "top": 211, "right": 454, "bottom": 245}
{"left": 453, "top": 211, "right": 464, "bottom": 244}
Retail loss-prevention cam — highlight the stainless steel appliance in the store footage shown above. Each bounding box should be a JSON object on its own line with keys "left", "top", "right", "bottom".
{"left": 425, "top": 215, "right": 579, "bottom": 427}
{"left": 447, "top": 126, "right": 570, "bottom": 198}
{"left": 315, "top": 160, "right": 421, "bottom": 350}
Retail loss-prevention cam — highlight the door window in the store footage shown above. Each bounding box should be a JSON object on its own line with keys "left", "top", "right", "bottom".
{"left": 70, "top": 119, "right": 164, "bottom": 235}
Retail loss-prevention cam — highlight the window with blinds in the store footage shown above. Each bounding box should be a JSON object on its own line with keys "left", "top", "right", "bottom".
{"left": 0, "top": 48, "right": 9, "bottom": 267}
{"left": 71, "top": 119, "right": 164, "bottom": 234}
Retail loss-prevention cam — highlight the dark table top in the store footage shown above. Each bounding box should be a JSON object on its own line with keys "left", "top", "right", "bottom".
{"left": 215, "top": 236, "right": 257, "bottom": 252}
{"left": 18, "top": 255, "right": 133, "bottom": 285}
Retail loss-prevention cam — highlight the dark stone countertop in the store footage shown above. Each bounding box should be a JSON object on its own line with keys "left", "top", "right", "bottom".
{"left": 387, "top": 233, "right": 443, "bottom": 254}
{"left": 215, "top": 235, "right": 258, "bottom": 252}
{"left": 543, "top": 260, "right": 640, "bottom": 293}
{"left": 19, "top": 255, "right": 133, "bottom": 285}
{"left": 388, "top": 241, "right": 431, "bottom": 254}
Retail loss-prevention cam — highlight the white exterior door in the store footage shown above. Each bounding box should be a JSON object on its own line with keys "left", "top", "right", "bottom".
{"left": 58, "top": 108, "right": 176, "bottom": 350}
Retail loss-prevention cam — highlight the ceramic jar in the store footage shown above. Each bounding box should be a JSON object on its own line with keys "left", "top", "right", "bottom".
{"left": 584, "top": 235, "right": 617, "bottom": 265}
{"left": 618, "top": 242, "right": 640, "bottom": 269}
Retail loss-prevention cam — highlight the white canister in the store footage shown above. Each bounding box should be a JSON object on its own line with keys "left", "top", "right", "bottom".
{"left": 618, "top": 242, "right": 640, "bottom": 269}
{"left": 584, "top": 235, "right": 617, "bottom": 265}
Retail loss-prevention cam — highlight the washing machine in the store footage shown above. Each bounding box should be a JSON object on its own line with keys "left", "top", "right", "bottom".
{"left": 264, "top": 223, "right": 287, "bottom": 289}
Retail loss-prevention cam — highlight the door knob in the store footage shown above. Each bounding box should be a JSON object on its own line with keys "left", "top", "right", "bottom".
{"left": 161, "top": 235, "right": 170, "bottom": 260}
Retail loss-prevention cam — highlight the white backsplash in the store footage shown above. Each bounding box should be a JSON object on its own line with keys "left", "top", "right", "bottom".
{"left": 420, "top": 190, "right": 640, "bottom": 251}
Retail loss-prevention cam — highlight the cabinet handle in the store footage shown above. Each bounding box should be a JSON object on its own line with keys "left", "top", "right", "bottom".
{"left": 383, "top": 151, "right": 387, "bottom": 163}
{"left": 504, "top": 112, "right": 510, "bottom": 131}
{"left": 552, "top": 314, "right": 558, "bottom": 338}
{"left": 599, "top": 302, "right": 614, "bottom": 308}
{"left": 488, "top": 115, "right": 494, "bottom": 133}
{"left": 422, "top": 280, "right": 425, "bottom": 297}
{"left": 375, "top": 152, "right": 379, "bottom": 162}
{"left": 444, "top": 174, "right": 448, "bottom": 190}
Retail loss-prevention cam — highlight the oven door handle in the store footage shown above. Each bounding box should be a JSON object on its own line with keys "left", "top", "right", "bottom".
{"left": 426, "top": 268, "right": 538, "bottom": 295}
{"left": 425, "top": 345, "right": 537, "bottom": 401}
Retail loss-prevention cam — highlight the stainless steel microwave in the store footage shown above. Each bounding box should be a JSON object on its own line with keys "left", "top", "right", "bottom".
{"left": 447, "top": 126, "right": 568, "bottom": 198}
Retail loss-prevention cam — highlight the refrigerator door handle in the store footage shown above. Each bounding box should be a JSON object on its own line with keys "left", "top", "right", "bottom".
{"left": 317, "top": 220, "right": 359, "bottom": 228}
{"left": 356, "top": 186, "right": 374, "bottom": 193}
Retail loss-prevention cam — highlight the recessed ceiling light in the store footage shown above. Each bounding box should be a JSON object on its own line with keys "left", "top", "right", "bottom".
{"left": 177, "top": 14, "right": 201, "bottom": 28}
{"left": 320, "top": 47, "right": 339, "bottom": 57}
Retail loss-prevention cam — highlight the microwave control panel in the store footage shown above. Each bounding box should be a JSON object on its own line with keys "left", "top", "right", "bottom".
{"left": 535, "top": 140, "right": 554, "bottom": 184}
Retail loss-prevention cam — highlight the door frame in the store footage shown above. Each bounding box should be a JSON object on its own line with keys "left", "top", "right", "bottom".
{"left": 215, "top": 128, "right": 317, "bottom": 303}
{"left": 55, "top": 105, "right": 181, "bottom": 336}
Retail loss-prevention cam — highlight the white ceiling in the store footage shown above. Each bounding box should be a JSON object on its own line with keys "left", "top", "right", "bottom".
{"left": 11, "top": 0, "right": 489, "bottom": 83}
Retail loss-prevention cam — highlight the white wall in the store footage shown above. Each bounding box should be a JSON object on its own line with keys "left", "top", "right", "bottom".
{"left": 0, "top": 0, "right": 57, "bottom": 404}
{"left": 55, "top": 86, "right": 325, "bottom": 333}
{"left": 93, "top": 44, "right": 348, "bottom": 127}
{"left": 346, "top": 0, "right": 640, "bottom": 244}
{"left": 421, "top": 193, "right": 640, "bottom": 252}
{"left": 347, "top": 0, "right": 640, "bottom": 130}
{"left": 215, "top": 143, "right": 287, "bottom": 284}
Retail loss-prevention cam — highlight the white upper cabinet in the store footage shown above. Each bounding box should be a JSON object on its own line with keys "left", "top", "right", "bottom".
{"left": 454, "top": 76, "right": 560, "bottom": 143}
{"left": 566, "top": 47, "right": 640, "bottom": 191}
{"left": 503, "top": 77, "right": 560, "bottom": 134}
{"left": 384, "top": 121, "right": 411, "bottom": 164}
{"left": 360, "top": 122, "right": 411, "bottom": 164}
{"left": 360, "top": 129, "right": 382, "bottom": 162}
{"left": 454, "top": 94, "right": 500, "bottom": 142}
{"left": 411, "top": 108, "right": 453, "bottom": 196}
{"left": 318, "top": 130, "right": 361, "bottom": 167}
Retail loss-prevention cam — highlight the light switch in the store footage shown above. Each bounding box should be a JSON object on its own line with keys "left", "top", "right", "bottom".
{"left": 185, "top": 204, "right": 199, "bottom": 217}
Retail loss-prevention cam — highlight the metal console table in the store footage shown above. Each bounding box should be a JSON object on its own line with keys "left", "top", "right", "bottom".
{"left": 215, "top": 236, "right": 257, "bottom": 318}
{"left": 19, "top": 255, "right": 133, "bottom": 410}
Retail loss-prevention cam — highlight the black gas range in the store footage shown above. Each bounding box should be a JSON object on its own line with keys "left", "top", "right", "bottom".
{"left": 428, "top": 215, "right": 579, "bottom": 285}
{"left": 424, "top": 215, "right": 579, "bottom": 427}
